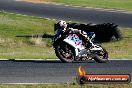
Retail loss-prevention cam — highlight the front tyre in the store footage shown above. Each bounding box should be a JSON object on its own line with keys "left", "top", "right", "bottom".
{"left": 54, "top": 42, "right": 75, "bottom": 63}
{"left": 93, "top": 47, "right": 109, "bottom": 63}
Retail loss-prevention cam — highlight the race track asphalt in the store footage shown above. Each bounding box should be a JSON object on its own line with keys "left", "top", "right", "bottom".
{"left": 0, "top": 0, "right": 132, "bottom": 27}
{"left": 0, "top": 60, "right": 131, "bottom": 83}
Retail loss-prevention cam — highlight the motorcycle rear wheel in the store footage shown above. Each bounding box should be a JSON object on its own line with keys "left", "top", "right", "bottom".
{"left": 93, "top": 46, "right": 109, "bottom": 63}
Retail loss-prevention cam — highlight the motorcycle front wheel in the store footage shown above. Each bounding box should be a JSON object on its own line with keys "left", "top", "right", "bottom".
{"left": 54, "top": 42, "right": 75, "bottom": 63}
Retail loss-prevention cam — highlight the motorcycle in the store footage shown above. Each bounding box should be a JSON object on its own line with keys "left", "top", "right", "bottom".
{"left": 53, "top": 29, "right": 108, "bottom": 63}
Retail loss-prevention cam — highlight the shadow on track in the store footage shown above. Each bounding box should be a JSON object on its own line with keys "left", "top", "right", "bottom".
{"left": 0, "top": 59, "right": 96, "bottom": 63}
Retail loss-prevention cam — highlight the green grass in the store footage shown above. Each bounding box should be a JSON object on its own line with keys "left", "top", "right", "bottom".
{"left": 0, "top": 11, "right": 57, "bottom": 59}
{"left": 0, "top": 84, "right": 132, "bottom": 88}
{"left": 41, "top": 0, "right": 132, "bottom": 11}
{"left": 0, "top": 11, "right": 131, "bottom": 59}
{"left": 102, "top": 28, "right": 132, "bottom": 59}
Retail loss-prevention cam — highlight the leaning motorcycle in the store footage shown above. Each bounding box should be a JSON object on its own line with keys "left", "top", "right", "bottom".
{"left": 53, "top": 29, "right": 109, "bottom": 63}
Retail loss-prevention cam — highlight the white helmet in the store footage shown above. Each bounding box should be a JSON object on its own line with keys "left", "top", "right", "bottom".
{"left": 57, "top": 20, "right": 67, "bottom": 29}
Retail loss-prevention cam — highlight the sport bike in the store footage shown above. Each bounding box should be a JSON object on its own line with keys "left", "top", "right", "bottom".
{"left": 53, "top": 29, "right": 108, "bottom": 63}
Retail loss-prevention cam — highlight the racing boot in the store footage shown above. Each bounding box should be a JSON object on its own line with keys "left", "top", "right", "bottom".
{"left": 86, "top": 39, "right": 102, "bottom": 51}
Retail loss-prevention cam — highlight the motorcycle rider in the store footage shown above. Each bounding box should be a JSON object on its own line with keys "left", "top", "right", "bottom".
{"left": 55, "top": 20, "right": 98, "bottom": 51}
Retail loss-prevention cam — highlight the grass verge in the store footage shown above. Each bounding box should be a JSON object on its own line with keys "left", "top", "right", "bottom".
{"left": 0, "top": 84, "right": 132, "bottom": 88}
{"left": 24, "top": 0, "right": 132, "bottom": 11}
{"left": 0, "top": 11, "right": 56, "bottom": 59}
{"left": 102, "top": 28, "right": 132, "bottom": 59}
{"left": 0, "top": 11, "right": 131, "bottom": 59}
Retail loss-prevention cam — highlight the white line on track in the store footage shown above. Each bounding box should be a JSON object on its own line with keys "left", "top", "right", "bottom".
{"left": 0, "top": 59, "right": 131, "bottom": 61}
{"left": 15, "top": 0, "right": 132, "bottom": 14}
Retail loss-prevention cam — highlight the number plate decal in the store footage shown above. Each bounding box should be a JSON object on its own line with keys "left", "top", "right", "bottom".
{"left": 64, "top": 34, "right": 82, "bottom": 47}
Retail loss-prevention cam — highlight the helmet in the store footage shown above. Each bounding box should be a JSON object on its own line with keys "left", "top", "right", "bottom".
{"left": 57, "top": 20, "right": 67, "bottom": 29}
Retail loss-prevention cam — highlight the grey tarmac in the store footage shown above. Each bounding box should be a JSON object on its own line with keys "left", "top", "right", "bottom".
{"left": 0, "top": 0, "right": 132, "bottom": 27}
{"left": 0, "top": 60, "right": 131, "bottom": 83}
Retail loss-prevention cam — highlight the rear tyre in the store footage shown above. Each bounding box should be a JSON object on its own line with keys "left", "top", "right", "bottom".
{"left": 93, "top": 47, "right": 109, "bottom": 63}
{"left": 55, "top": 42, "right": 75, "bottom": 63}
